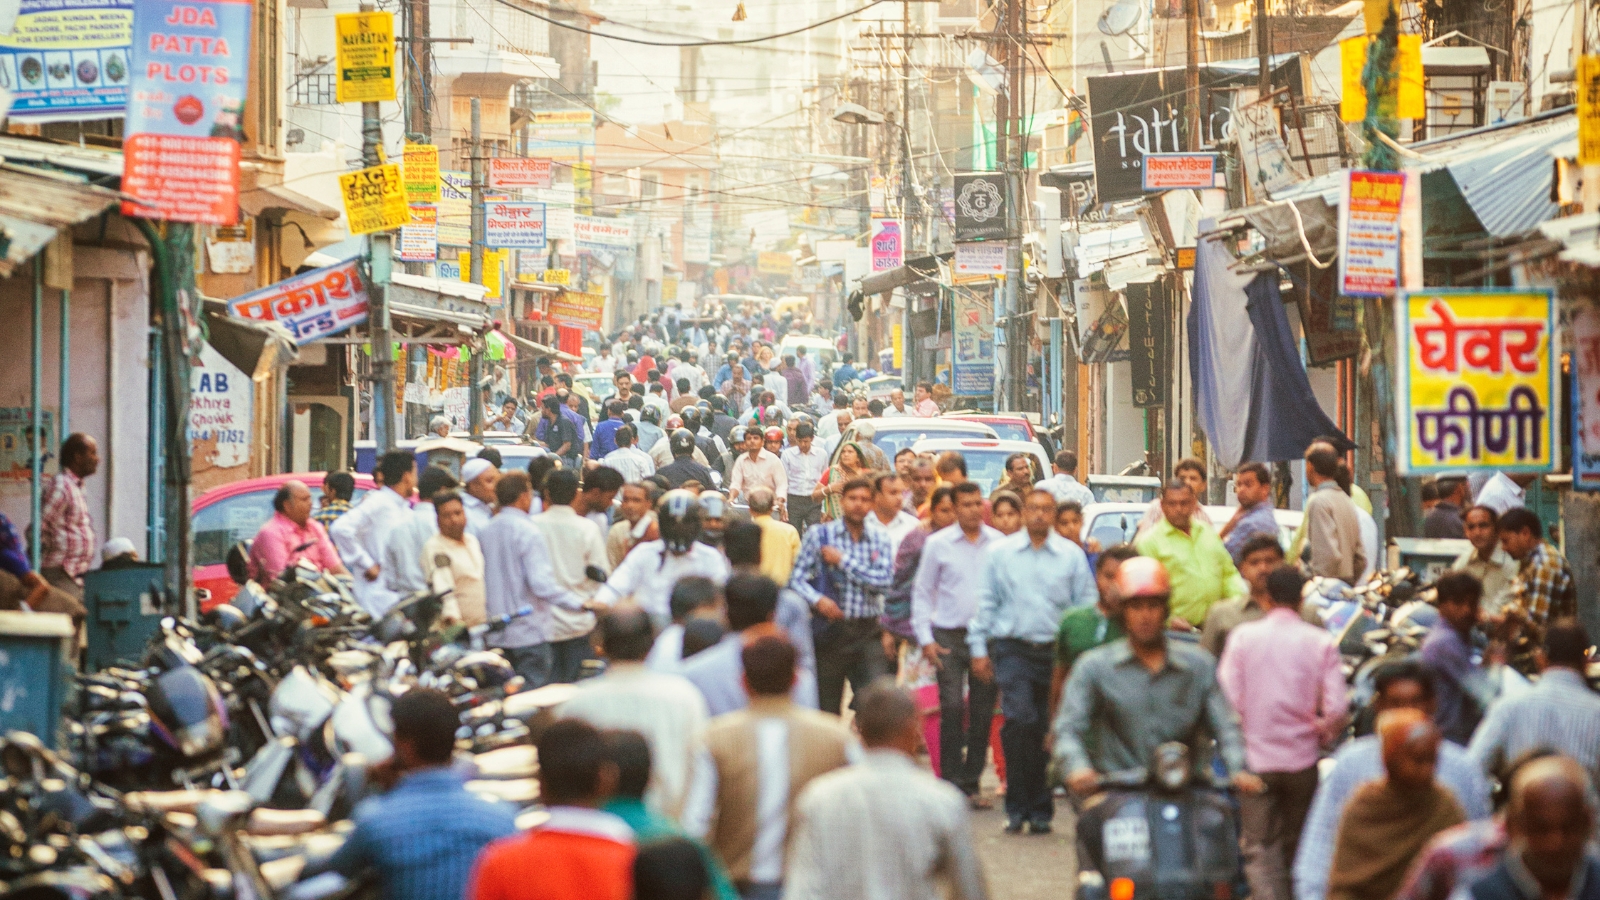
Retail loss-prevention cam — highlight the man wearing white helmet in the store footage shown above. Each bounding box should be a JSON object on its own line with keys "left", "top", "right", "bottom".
{"left": 596, "top": 489, "right": 729, "bottom": 623}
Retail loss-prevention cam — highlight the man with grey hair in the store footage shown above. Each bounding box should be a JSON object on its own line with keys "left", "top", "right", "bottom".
{"left": 1467, "top": 756, "right": 1597, "bottom": 900}
{"left": 784, "top": 681, "right": 988, "bottom": 900}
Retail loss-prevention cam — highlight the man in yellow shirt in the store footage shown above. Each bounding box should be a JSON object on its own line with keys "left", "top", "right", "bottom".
{"left": 1135, "top": 478, "right": 1246, "bottom": 629}
{"left": 748, "top": 487, "right": 801, "bottom": 584}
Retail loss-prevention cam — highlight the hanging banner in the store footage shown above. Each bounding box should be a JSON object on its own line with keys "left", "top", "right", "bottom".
{"left": 1234, "top": 89, "right": 1304, "bottom": 203}
{"left": 488, "top": 157, "right": 553, "bottom": 190}
{"left": 1340, "top": 34, "right": 1425, "bottom": 122}
{"left": 526, "top": 109, "right": 594, "bottom": 162}
{"left": 952, "top": 287, "right": 994, "bottom": 396}
{"left": 398, "top": 203, "right": 436, "bottom": 262}
{"left": 402, "top": 143, "right": 439, "bottom": 202}
{"left": 1573, "top": 369, "right": 1600, "bottom": 491}
{"left": 1338, "top": 169, "right": 1405, "bottom": 297}
{"left": 438, "top": 170, "right": 470, "bottom": 247}
{"left": 334, "top": 10, "right": 393, "bottom": 103}
{"left": 953, "top": 173, "right": 1008, "bottom": 242}
{"left": 121, "top": 0, "right": 251, "bottom": 225}
{"left": 1579, "top": 56, "right": 1600, "bottom": 165}
{"left": 1573, "top": 304, "right": 1600, "bottom": 456}
{"left": 0, "top": 0, "right": 132, "bottom": 121}
{"left": 1396, "top": 289, "right": 1557, "bottom": 474}
{"left": 541, "top": 267, "right": 570, "bottom": 285}
{"left": 339, "top": 162, "right": 409, "bottom": 234}
{"left": 574, "top": 214, "right": 633, "bottom": 248}
{"left": 548, "top": 290, "right": 606, "bottom": 329}
{"left": 1298, "top": 263, "right": 1362, "bottom": 365}
{"left": 227, "top": 256, "right": 369, "bottom": 344}
{"left": 189, "top": 341, "right": 251, "bottom": 490}
{"left": 457, "top": 248, "right": 505, "bottom": 300}
{"left": 870, "top": 217, "right": 902, "bottom": 272}
{"left": 484, "top": 201, "right": 546, "bottom": 249}
{"left": 1125, "top": 280, "right": 1167, "bottom": 407}
{"left": 954, "top": 241, "right": 1005, "bottom": 277}
{"left": 1141, "top": 153, "right": 1219, "bottom": 191}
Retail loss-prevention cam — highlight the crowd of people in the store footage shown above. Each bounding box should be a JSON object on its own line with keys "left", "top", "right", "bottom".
{"left": 5, "top": 308, "right": 1594, "bottom": 900}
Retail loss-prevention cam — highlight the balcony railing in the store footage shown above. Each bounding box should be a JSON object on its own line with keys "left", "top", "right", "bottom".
{"left": 453, "top": 0, "right": 550, "bottom": 60}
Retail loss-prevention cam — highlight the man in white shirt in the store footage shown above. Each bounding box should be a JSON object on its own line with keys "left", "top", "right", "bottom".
{"left": 590, "top": 345, "right": 617, "bottom": 374}
{"left": 561, "top": 605, "right": 709, "bottom": 818}
{"left": 870, "top": 473, "right": 921, "bottom": 556}
{"left": 781, "top": 422, "right": 830, "bottom": 533}
{"left": 532, "top": 469, "right": 612, "bottom": 683}
{"left": 421, "top": 491, "right": 486, "bottom": 625}
{"left": 596, "top": 489, "right": 730, "bottom": 623}
{"left": 727, "top": 428, "right": 787, "bottom": 516}
{"left": 1036, "top": 450, "right": 1096, "bottom": 508}
{"left": 601, "top": 424, "right": 655, "bottom": 483}
{"left": 382, "top": 465, "right": 458, "bottom": 596}
{"left": 882, "top": 388, "right": 913, "bottom": 417}
{"left": 784, "top": 683, "right": 988, "bottom": 900}
{"left": 459, "top": 458, "right": 498, "bottom": 539}
{"left": 330, "top": 450, "right": 416, "bottom": 617}
{"left": 817, "top": 394, "right": 850, "bottom": 439}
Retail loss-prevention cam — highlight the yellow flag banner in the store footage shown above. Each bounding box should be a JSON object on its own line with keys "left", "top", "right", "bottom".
{"left": 1579, "top": 55, "right": 1600, "bottom": 165}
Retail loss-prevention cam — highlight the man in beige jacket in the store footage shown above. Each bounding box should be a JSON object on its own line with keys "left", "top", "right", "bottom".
{"left": 1303, "top": 444, "right": 1365, "bottom": 582}
{"left": 682, "top": 632, "right": 857, "bottom": 900}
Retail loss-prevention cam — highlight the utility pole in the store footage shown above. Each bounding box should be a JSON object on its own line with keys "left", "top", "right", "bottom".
{"left": 1186, "top": 0, "right": 1201, "bottom": 149}
{"left": 362, "top": 0, "right": 395, "bottom": 452}
{"left": 1255, "top": 0, "right": 1271, "bottom": 94}
{"left": 468, "top": 97, "right": 485, "bottom": 435}
{"left": 996, "top": 0, "right": 1024, "bottom": 412}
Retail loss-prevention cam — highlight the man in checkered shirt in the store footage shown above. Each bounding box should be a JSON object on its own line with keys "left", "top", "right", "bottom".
{"left": 39, "top": 433, "right": 99, "bottom": 604}
{"left": 788, "top": 473, "right": 894, "bottom": 715}
{"left": 1497, "top": 507, "right": 1574, "bottom": 626}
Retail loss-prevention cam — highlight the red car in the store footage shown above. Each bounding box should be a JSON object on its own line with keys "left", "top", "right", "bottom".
{"left": 191, "top": 472, "right": 375, "bottom": 610}
{"left": 942, "top": 413, "right": 1037, "bottom": 443}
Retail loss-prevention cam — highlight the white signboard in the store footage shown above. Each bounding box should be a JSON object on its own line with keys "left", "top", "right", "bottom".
{"left": 189, "top": 342, "right": 252, "bottom": 472}
{"left": 575, "top": 214, "right": 635, "bottom": 248}
{"left": 488, "top": 157, "right": 553, "bottom": 190}
{"left": 954, "top": 241, "right": 1006, "bottom": 276}
{"left": 485, "top": 201, "right": 547, "bottom": 249}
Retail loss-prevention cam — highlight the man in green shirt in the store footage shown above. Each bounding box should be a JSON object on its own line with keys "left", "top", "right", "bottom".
{"left": 1049, "top": 544, "right": 1141, "bottom": 718}
{"left": 1135, "top": 479, "right": 1246, "bottom": 629}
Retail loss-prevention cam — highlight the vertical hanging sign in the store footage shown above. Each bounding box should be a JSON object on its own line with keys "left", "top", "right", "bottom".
{"left": 1338, "top": 170, "right": 1405, "bottom": 296}
{"left": 1578, "top": 55, "right": 1600, "bottom": 165}
{"left": 121, "top": 0, "right": 252, "bottom": 225}
{"left": 334, "top": 11, "right": 394, "bottom": 103}
{"left": 870, "top": 217, "right": 902, "bottom": 272}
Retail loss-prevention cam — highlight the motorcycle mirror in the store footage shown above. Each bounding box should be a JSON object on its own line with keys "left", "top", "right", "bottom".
{"left": 226, "top": 542, "right": 251, "bottom": 585}
{"left": 584, "top": 565, "right": 608, "bottom": 584}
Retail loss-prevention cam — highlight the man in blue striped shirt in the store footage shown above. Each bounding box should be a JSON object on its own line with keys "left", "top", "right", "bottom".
{"left": 326, "top": 690, "right": 517, "bottom": 900}
{"left": 789, "top": 475, "right": 895, "bottom": 715}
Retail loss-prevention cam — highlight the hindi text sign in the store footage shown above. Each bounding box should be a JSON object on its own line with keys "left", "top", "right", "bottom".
{"left": 1396, "top": 289, "right": 1557, "bottom": 474}
{"left": 339, "top": 163, "right": 409, "bottom": 234}
{"left": 226, "top": 256, "right": 369, "bottom": 345}
{"left": 870, "top": 218, "right": 903, "bottom": 272}
{"left": 488, "top": 157, "right": 553, "bottom": 190}
{"left": 1339, "top": 170, "right": 1405, "bottom": 296}
{"left": 547, "top": 290, "right": 605, "bottom": 329}
{"left": 334, "top": 11, "right": 393, "bottom": 103}
{"left": 953, "top": 241, "right": 1005, "bottom": 277}
{"left": 484, "top": 201, "right": 546, "bottom": 249}
{"left": 398, "top": 204, "right": 436, "bottom": 262}
{"left": 1141, "top": 153, "right": 1218, "bottom": 190}
{"left": 402, "top": 143, "right": 439, "bottom": 202}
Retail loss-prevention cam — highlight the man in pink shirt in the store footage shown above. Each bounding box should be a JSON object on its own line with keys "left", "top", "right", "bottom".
{"left": 248, "top": 479, "right": 348, "bottom": 583}
{"left": 1218, "top": 566, "right": 1347, "bottom": 900}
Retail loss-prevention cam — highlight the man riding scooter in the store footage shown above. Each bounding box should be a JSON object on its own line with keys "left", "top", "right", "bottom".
{"left": 1052, "top": 557, "right": 1264, "bottom": 900}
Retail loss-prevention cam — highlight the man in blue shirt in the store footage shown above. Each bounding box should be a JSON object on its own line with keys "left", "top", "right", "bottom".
{"left": 969, "top": 487, "right": 1097, "bottom": 834}
{"left": 591, "top": 400, "right": 627, "bottom": 459}
{"left": 831, "top": 352, "right": 860, "bottom": 389}
{"left": 327, "top": 689, "right": 517, "bottom": 900}
{"left": 1220, "top": 462, "right": 1281, "bottom": 564}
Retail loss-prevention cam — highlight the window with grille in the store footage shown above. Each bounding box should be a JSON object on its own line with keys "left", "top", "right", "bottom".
{"left": 292, "top": 73, "right": 337, "bottom": 106}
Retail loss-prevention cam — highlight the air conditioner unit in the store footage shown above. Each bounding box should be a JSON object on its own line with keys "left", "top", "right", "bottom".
{"left": 1485, "top": 81, "right": 1526, "bottom": 124}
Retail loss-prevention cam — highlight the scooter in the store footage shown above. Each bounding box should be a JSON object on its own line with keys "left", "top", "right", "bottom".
{"left": 1075, "top": 742, "right": 1244, "bottom": 900}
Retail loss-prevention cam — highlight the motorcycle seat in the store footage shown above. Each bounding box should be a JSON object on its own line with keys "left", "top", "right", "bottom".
{"left": 248, "top": 807, "right": 327, "bottom": 836}
{"left": 471, "top": 745, "right": 537, "bottom": 780}
{"left": 466, "top": 778, "right": 539, "bottom": 805}
{"left": 125, "top": 788, "right": 223, "bottom": 814}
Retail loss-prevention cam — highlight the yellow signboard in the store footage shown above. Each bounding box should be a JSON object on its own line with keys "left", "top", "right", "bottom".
{"left": 402, "top": 144, "right": 440, "bottom": 203}
{"left": 757, "top": 252, "right": 793, "bottom": 276}
{"left": 338, "top": 163, "right": 409, "bottom": 235}
{"left": 1396, "top": 289, "right": 1557, "bottom": 474}
{"left": 531, "top": 110, "right": 594, "bottom": 126}
{"left": 335, "top": 12, "right": 396, "bottom": 103}
{"left": 458, "top": 249, "right": 505, "bottom": 300}
{"left": 1579, "top": 56, "right": 1600, "bottom": 165}
{"left": 541, "top": 268, "right": 571, "bottom": 285}
{"left": 1339, "top": 34, "right": 1424, "bottom": 123}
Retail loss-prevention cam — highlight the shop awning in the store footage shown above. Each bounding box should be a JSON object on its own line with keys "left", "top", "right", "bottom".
{"left": 858, "top": 252, "right": 951, "bottom": 294}
{"left": 1412, "top": 107, "right": 1574, "bottom": 237}
{"left": 202, "top": 299, "right": 300, "bottom": 376}
{"left": 239, "top": 183, "right": 341, "bottom": 220}
{"left": 505, "top": 331, "right": 582, "bottom": 363}
{"left": 509, "top": 281, "right": 564, "bottom": 294}
{"left": 0, "top": 165, "right": 123, "bottom": 277}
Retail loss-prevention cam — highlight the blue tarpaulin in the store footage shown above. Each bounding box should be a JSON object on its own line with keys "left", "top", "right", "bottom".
{"left": 1189, "top": 226, "right": 1350, "bottom": 466}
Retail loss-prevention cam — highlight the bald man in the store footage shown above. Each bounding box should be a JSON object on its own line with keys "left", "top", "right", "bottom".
{"left": 1327, "top": 711, "right": 1466, "bottom": 900}
{"left": 1469, "top": 758, "right": 1598, "bottom": 900}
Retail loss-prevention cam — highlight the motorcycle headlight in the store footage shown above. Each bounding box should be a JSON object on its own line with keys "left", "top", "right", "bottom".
{"left": 1152, "top": 742, "right": 1190, "bottom": 792}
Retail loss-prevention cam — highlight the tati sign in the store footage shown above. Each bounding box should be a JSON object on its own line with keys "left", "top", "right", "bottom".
{"left": 485, "top": 201, "right": 547, "bottom": 249}
{"left": 1141, "top": 153, "right": 1219, "bottom": 191}
{"left": 227, "top": 256, "right": 368, "bottom": 344}
{"left": 488, "top": 157, "right": 553, "bottom": 190}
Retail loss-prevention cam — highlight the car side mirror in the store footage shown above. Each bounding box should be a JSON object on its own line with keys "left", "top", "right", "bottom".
{"left": 226, "top": 541, "right": 252, "bottom": 584}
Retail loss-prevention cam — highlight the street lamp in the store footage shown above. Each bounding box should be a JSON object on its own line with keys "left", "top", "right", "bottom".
{"left": 831, "top": 102, "right": 886, "bottom": 126}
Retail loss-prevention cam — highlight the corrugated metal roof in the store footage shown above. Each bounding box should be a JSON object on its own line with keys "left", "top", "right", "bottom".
{"left": 1411, "top": 110, "right": 1574, "bottom": 237}
{"left": 0, "top": 166, "right": 121, "bottom": 276}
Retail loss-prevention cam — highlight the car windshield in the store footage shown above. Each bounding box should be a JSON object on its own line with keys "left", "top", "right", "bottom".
{"left": 868, "top": 428, "right": 993, "bottom": 459}
{"left": 953, "top": 449, "right": 1027, "bottom": 495}
{"left": 193, "top": 485, "right": 368, "bottom": 567}
{"left": 1085, "top": 509, "right": 1145, "bottom": 550}
{"left": 984, "top": 422, "right": 1032, "bottom": 442}
{"left": 578, "top": 376, "right": 616, "bottom": 401}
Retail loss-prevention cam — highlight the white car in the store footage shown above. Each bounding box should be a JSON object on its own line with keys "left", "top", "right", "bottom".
{"left": 830, "top": 416, "right": 998, "bottom": 469}
{"left": 910, "top": 438, "right": 1051, "bottom": 496}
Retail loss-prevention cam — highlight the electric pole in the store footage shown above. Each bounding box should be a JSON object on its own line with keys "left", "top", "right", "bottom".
{"left": 1186, "top": 0, "right": 1201, "bottom": 149}
{"left": 362, "top": 0, "right": 395, "bottom": 452}
{"left": 997, "top": 0, "right": 1024, "bottom": 412}
{"left": 1256, "top": 0, "right": 1270, "bottom": 95}
{"left": 468, "top": 97, "right": 485, "bottom": 434}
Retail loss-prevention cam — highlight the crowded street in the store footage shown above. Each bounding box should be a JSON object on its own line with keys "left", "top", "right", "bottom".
{"left": 3, "top": 0, "right": 1600, "bottom": 896}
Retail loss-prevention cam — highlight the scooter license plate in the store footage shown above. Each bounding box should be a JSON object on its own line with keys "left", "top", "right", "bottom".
{"left": 1103, "top": 816, "right": 1151, "bottom": 864}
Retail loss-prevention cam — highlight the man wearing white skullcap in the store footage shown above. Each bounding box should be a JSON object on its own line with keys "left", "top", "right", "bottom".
{"left": 460, "top": 458, "right": 499, "bottom": 539}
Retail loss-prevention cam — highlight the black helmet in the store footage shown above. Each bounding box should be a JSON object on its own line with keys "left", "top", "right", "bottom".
{"left": 695, "top": 399, "right": 712, "bottom": 416}
{"left": 669, "top": 428, "right": 697, "bottom": 457}
{"left": 681, "top": 407, "right": 702, "bottom": 431}
{"left": 657, "top": 489, "right": 704, "bottom": 552}
{"left": 641, "top": 405, "right": 662, "bottom": 425}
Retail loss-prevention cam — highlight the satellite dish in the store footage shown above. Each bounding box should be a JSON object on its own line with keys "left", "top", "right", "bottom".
{"left": 965, "top": 49, "right": 1005, "bottom": 95}
{"left": 1098, "top": 0, "right": 1142, "bottom": 36}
